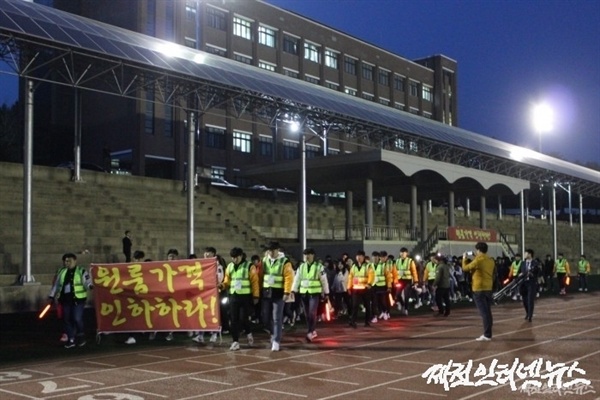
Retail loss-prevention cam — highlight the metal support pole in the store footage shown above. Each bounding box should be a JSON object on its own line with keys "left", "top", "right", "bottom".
{"left": 480, "top": 194, "right": 487, "bottom": 229}
{"left": 73, "top": 88, "right": 82, "bottom": 182}
{"left": 345, "top": 190, "right": 353, "bottom": 241}
{"left": 410, "top": 185, "right": 417, "bottom": 239}
{"left": 365, "top": 179, "right": 373, "bottom": 239}
{"left": 497, "top": 195, "right": 503, "bottom": 220}
{"left": 552, "top": 184, "right": 557, "bottom": 261}
{"left": 520, "top": 190, "right": 525, "bottom": 254}
{"left": 579, "top": 194, "right": 584, "bottom": 255}
{"left": 299, "top": 134, "right": 307, "bottom": 250}
{"left": 448, "top": 190, "right": 455, "bottom": 227}
{"left": 465, "top": 197, "right": 471, "bottom": 218}
{"left": 186, "top": 112, "right": 195, "bottom": 257}
{"left": 420, "top": 200, "right": 428, "bottom": 242}
{"left": 21, "top": 79, "right": 34, "bottom": 284}
{"left": 386, "top": 195, "right": 393, "bottom": 239}
{"left": 568, "top": 183, "right": 572, "bottom": 227}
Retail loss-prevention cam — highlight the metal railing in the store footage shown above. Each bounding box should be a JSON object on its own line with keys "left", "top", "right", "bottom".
{"left": 412, "top": 225, "right": 439, "bottom": 257}
{"left": 499, "top": 231, "right": 517, "bottom": 258}
{"left": 331, "top": 225, "right": 418, "bottom": 241}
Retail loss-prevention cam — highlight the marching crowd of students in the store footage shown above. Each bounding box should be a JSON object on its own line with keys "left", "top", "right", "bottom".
{"left": 48, "top": 241, "right": 592, "bottom": 350}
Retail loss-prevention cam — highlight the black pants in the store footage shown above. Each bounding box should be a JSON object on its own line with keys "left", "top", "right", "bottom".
{"left": 557, "top": 273, "right": 567, "bottom": 291}
{"left": 230, "top": 295, "right": 252, "bottom": 342}
{"left": 578, "top": 273, "right": 588, "bottom": 290}
{"left": 435, "top": 287, "right": 450, "bottom": 315}
{"left": 350, "top": 289, "right": 371, "bottom": 324}
{"left": 519, "top": 281, "right": 537, "bottom": 320}
{"left": 372, "top": 288, "right": 388, "bottom": 316}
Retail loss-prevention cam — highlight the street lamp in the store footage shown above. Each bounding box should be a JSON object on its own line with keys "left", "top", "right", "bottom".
{"left": 289, "top": 121, "right": 307, "bottom": 250}
{"left": 531, "top": 103, "right": 554, "bottom": 153}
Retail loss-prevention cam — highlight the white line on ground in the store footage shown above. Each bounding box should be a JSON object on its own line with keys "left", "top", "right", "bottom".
{"left": 255, "top": 387, "right": 307, "bottom": 397}
{"left": 309, "top": 377, "right": 359, "bottom": 386}
{"left": 68, "top": 377, "right": 105, "bottom": 385}
{"left": 291, "top": 360, "right": 333, "bottom": 367}
{"left": 22, "top": 369, "right": 53, "bottom": 376}
{"left": 126, "top": 388, "right": 169, "bottom": 398}
{"left": 232, "top": 353, "right": 271, "bottom": 359}
{"left": 243, "top": 368, "right": 286, "bottom": 376}
{"left": 131, "top": 368, "right": 170, "bottom": 375}
{"left": 392, "top": 359, "right": 435, "bottom": 366}
{"left": 356, "top": 368, "right": 403, "bottom": 376}
{"left": 185, "top": 360, "right": 222, "bottom": 367}
{"left": 188, "top": 377, "right": 232, "bottom": 385}
{"left": 331, "top": 353, "right": 372, "bottom": 359}
{"left": 84, "top": 360, "right": 117, "bottom": 367}
{"left": 0, "top": 387, "right": 40, "bottom": 399}
{"left": 388, "top": 387, "right": 448, "bottom": 397}
{"left": 137, "top": 353, "right": 170, "bottom": 359}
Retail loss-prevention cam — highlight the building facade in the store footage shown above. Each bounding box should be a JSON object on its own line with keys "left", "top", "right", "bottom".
{"left": 38, "top": 0, "right": 458, "bottom": 184}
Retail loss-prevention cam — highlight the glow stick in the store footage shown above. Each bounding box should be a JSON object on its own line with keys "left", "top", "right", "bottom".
{"left": 39, "top": 304, "right": 51, "bottom": 319}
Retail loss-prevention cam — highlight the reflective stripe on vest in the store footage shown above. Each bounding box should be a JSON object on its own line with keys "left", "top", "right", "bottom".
{"left": 227, "top": 261, "right": 251, "bottom": 295}
{"left": 373, "top": 262, "right": 386, "bottom": 287}
{"left": 578, "top": 260, "right": 588, "bottom": 273}
{"left": 298, "top": 262, "right": 323, "bottom": 294}
{"left": 263, "top": 257, "right": 287, "bottom": 289}
{"left": 556, "top": 259, "right": 567, "bottom": 273}
{"left": 511, "top": 260, "right": 521, "bottom": 275}
{"left": 58, "top": 266, "right": 87, "bottom": 299}
{"left": 396, "top": 258, "right": 413, "bottom": 281}
{"left": 351, "top": 264, "right": 368, "bottom": 289}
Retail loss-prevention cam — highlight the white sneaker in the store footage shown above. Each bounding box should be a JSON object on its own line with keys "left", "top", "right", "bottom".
{"left": 60, "top": 333, "right": 68, "bottom": 342}
{"left": 187, "top": 331, "right": 195, "bottom": 338}
{"left": 536, "top": 292, "right": 540, "bottom": 298}
{"left": 360, "top": 305, "right": 366, "bottom": 313}
{"left": 306, "top": 332, "right": 314, "bottom": 342}
{"left": 247, "top": 333, "right": 254, "bottom": 346}
{"left": 370, "top": 317, "right": 378, "bottom": 324}
{"left": 229, "top": 341, "right": 240, "bottom": 351}
{"left": 415, "top": 300, "right": 422, "bottom": 309}
{"left": 192, "top": 334, "right": 204, "bottom": 343}
{"left": 475, "top": 335, "right": 491, "bottom": 342}
{"left": 584, "top": 288, "right": 588, "bottom": 292}
{"left": 283, "top": 316, "right": 290, "bottom": 324}
{"left": 396, "top": 303, "right": 402, "bottom": 311}
{"left": 165, "top": 332, "right": 174, "bottom": 341}
{"left": 402, "top": 308, "right": 408, "bottom": 316}
{"left": 378, "top": 312, "right": 385, "bottom": 319}
{"left": 125, "top": 336, "right": 136, "bottom": 345}
{"left": 210, "top": 332, "right": 218, "bottom": 343}
{"left": 271, "top": 341, "right": 280, "bottom": 351}
{"left": 149, "top": 332, "right": 157, "bottom": 341}
{"left": 383, "top": 312, "right": 390, "bottom": 320}
{"left": 312, "top": 330, "right": 317, "bottom": 339}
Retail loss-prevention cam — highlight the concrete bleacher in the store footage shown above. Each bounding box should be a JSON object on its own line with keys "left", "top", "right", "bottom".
{"left": 1, "top": 161, "right": 598, "bottom": 312}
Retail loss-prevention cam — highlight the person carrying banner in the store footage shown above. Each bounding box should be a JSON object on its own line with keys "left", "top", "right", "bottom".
{"left": 48, "top": 253, "right": 94, "bottom": 348}
{"left": 219, "top": 247, "right": 259, "bottom": 351}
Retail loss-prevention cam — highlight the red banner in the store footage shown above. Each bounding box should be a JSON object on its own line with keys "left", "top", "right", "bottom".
{"left": 90, "top": 258, "right": 220, "bottom": 333}
{"left": 447, "top": 226, "right": 497, "bottom": 242}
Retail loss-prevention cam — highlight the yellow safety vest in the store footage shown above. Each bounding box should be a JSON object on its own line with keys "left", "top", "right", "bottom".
{"left": 372, "top": 262, "right": 387, "bottom": 287}
{"left": 351, "top": 264, "right": 369, "bottom": 289}
{"left": 263, "top": 257, "right": 287, "bottom": 289}
{"left": 57, "top": 266, "right": 87, "bottom": 300}
{"left": 578, "top": 260, "right": 588, "bottom": 274}
{"left": 556, "top": 259, "right": 567, "bottom": 273}
{"left": 298, "top": 262, "right": 323, "bottom": 294}
{"left": 227, "top": 261, "right": 251, "bottom": 295}
{"left": 396, "top": 258, "right": 414, "bottom": 281}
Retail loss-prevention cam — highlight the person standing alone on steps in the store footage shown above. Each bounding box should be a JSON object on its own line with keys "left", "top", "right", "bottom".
{"left": 122, "top": 230, "right": 132, "bottom": 262}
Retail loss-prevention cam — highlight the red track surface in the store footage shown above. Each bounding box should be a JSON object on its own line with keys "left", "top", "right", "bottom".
{"left": 1, "top": 294, "right": 598, "bottom": 400}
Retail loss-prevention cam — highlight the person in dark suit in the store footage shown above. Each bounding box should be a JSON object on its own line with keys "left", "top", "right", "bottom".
{"left": 519, "top": 248, "right": 540, "bottom": 322}
{"left": 122, "top": 230, "right": 132, "bottom": 262}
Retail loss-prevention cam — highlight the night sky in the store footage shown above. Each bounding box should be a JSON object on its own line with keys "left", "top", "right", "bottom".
{"left": 266, "top": 0, "right": 600, "bottom": 165}
{"left": 1, "top": 0, "right": 598, "bottom": 165}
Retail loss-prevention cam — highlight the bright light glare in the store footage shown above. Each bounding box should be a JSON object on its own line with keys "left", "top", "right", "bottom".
{"left": 193, "top": 53, "right": 205, "bottom": 64}
{"left": 289, "top": 121, "right": 300, "bottom": 132}
{"left": 532, "top": 103, "right": 554, "bottom": 134}
{"left": 510, "top": 147, "right": 534, "bottom": 161}
{"left": 157, "top": 43, "right": 181, "bottom": 58}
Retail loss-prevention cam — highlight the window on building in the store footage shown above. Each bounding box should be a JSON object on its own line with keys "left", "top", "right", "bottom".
{"left": 304, "top": 42, "right": 320, "bottom": 63}
{"left": 344, "top": 87, "right": 357, "bottom": 96}
{"left": 184, "top": 37, "right": 197, "bottom": 49}
{"left": 422, "top": 86, "right": 432, "bottom": 102}
{"left": 362, "top": 64, "right": 373, "bottom": 81}
{"left": 164, "top": 104, "right": 173, "bottom": 137}
{"left": 409, "top": 107, "right": 419, "bottom": 114}
{"left": 395, "top": 138, "right": 405, "bottom": 150}
{"left": 379, "top": 98, "right": 390, "bottom": 106}
{"left": 394, "top": 102, "right": 404, "bottom": 110}
{"left": 233, "top": 16, "right": 252, "bottom": 40}
{"left": 259, "top": 61, "right": 276, "bottom": 72}
{"left": 206, "top": 126, "right": 226, "bottom": 149}
{"left": 326, "top": 81, "right": 339, "bottom": 91}
{"left": 144, "top": 89, "right": 154, "bottom": 135}
{"left": 409, "top": 81, "right": 418, "bottom": 96}
{"left": 325, "top": 50, "right": 338, "bottom": 69}
{"left": 185, "top": 1, "right": 197, "bottom": 20}
{"left": 423, "top": 112, "right": 432, "bottom": 119}
{"left": 259, "top": 136, "right": 273, "bottom": 157}
{"left": 207, "top": 6, "right": 226, "bottom": 31}
{"left": 327, "top": 148, "right": 340, "bottom": 155}
{"left": 306, "top": 143, "right": 320, "bottom": 159}
{"left": 361, "top": 92, "right": 374, "bottom": 101}
{"left": 233, "top": 131, "right": 252, "bottom": 153}
{"left": 394, "top": 75, "right": 405, "bottom": 91}
{"left": 145, "top": 0, "right": 156, "bottom": 36}
{"left": 409, "top": 141, "right": 418, "bottom": 152}
{"left": 165, "top": 0, "right": 174, "bottom": 40}
{"left": 211, "top": 167, "right": 225, "bottom": 179}
{"left": 206, "top": 44, "right": 226, "bottom": 57}
{"left": 283, "top": 140, "right": 299, "bottom": 159}
{"left": 234, "top": 53, "right": 252, "bottom": 65}
{"left": 283, "top": 34, "right": 298, "bottom": 55}
{"left": 284, "top": 69, "right": 298, "bottom": 78}
{"left": 305, "top": 75, "right": 319, "bottom": 85}
{"left": 344, "top": 56, "right": 356, "bottom": 75}
{"left": 378, "top": 70, "right": 390, "bottom": 86}
{"left": 258, "top": 25, "right": 276, "bottom": 48}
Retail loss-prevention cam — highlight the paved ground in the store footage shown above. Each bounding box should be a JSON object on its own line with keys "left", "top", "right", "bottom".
{"left": 0, "top": 292, "right": 598, "bottom": 400}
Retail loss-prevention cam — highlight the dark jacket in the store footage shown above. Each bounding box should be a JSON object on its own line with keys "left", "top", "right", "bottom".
{"left": 433, "top": 262, "right": 451, "bottom": 289}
